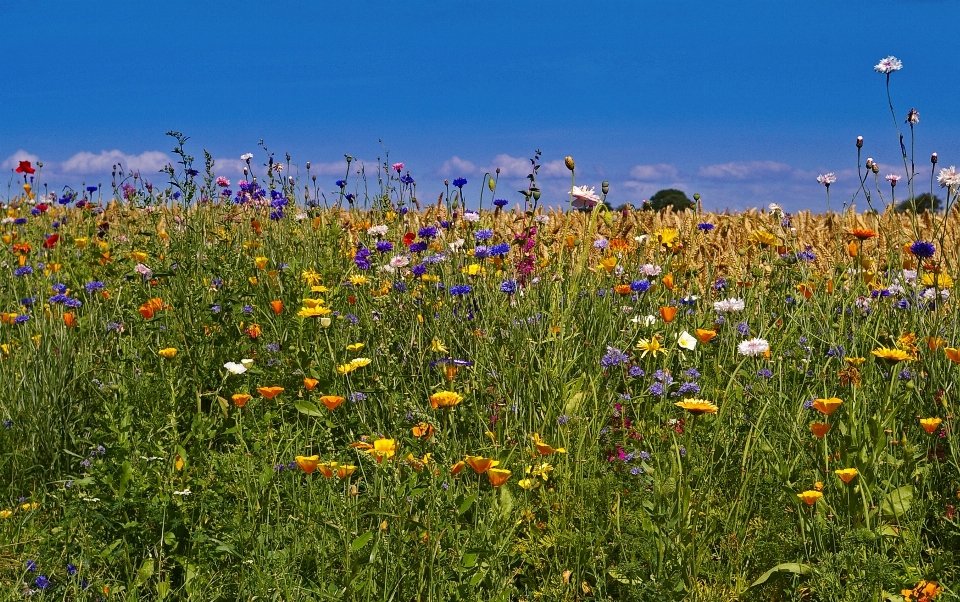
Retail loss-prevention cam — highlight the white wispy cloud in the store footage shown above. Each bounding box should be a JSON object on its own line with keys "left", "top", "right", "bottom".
{"left": 629, "top": 163, "right": 679, "bottom": 181}
{"left": 60, "top": 150, "right": 170, "bottom": 175}
{"left": 438, "top": 156, "right": 478, "bottom": 177}
{"left": 2, "top": 150, "right": 41, "bottom": 171}
{"left": 697, "top": 160, "right": 793, "bottom": 180}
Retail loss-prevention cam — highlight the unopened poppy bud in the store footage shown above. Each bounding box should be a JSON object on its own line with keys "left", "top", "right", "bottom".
{"left": 856, "top": 136, "right": 863, "bottom": 148}
{"left": 320, "top": 316, "right": 331, "bottom": 328}
{"left": 495, "top": 167, "right": 500, "bottom": 175}
{"left": 286, "top": 153, "right": 291, "bottom": 162}
{"left": 865, "top": 158, "right": 873, "bottom": 169}
{"left": 932, "top": 152, "right": 938, "bottom": 165}
{"left": 306, "top": 161, "right": 311, "bottom": 169}
{"left": 693, "top": 193, "right": 700, "bottom": 201}
{"left": 564, "top": 156, "right": 575, "bottom": 171}
{"left": 488, "top": 178, "right": 495, "bottom": 191}
{"left": 602, "top": 181, "right": 609, "bottom": 195}
{"left": 872, "top": 163, "right": 879, "bottom": 174}
{"left": 312, "top": 175, "right": 316, "bottom": 182}
{"left": 532, "top": 188, "right": 541, "bottom": 201}
{"left": 444, "top": 180, "right": 449, "bottom": 186}
{"left": 243, "top": 167, "right": 248, "bottom": 176}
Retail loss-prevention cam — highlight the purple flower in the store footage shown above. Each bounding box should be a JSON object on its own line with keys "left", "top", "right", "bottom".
{"left": 601, "top": 346, "right": 629, "bottom": 368}
{"left": 910, "top": 240, "right": 936, "bottom": 259}
{"left": 493, "top": 199, "right": 508, "bottom": 208}
{"left": 375, "top": 240, "right": 394, "bottom": 253}
{"left": 697, "top": 222, "right": 715, "bottom": 231}
{"left": 473, "top": 245, "right": 490, "bottom": 259}
{"left": 35, "top": 575, "right": 50, "bottom": 590}
{"left": 474, "top": 229, "right": 493, "bottom": 241}
{"left": 737, "top": 322, "right": 750, "bottom": 336}
{"left": 409, "top": 241, "right": 428, "bottom": 253}
{"left": 630, "top": 279, "right": 651, "bottom": 293}
{"left": 13, "top": 266, "right": 33, "bottom": 277}
{"left": 628, "top": 366, "right": 645, "bottom": 378}
{"left": 500, "top": 280, "right": 518, "bottom": 294}
{"left": 452, "top": 177, "right": 467, "bottom": 188}
{"left": 418, "top": 226, "right": 438, "bottom": 239}
{"left": 449, "top": 285, "right": 472, "bottom": 296}
{"left": 757, "top": 368, "right": 773, "bottom": 379}
{"left": 490, "top": 243, "right": 510, "bottom": 256}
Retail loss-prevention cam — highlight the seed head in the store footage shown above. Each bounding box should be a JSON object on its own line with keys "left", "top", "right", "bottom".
{"left": 564, "top": 156, "right": 575, "bottom": 171}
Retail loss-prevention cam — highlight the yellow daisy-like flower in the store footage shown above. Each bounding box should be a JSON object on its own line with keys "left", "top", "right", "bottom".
{"left": 311, "top": 285, "right": 329, "bottom": 293}
{"left": 921, "top": 272, "right": 953, "bottom": 288}
{"left": 871, "top": 347, "right": 913, "bottom": 363}
{"left": 598, "top": 256, "right": 618, "bottom": 273}
{"left": 797, "top": 490, "right": 823, "bottom": 505}
{"left": 348, "top": 274, "right": 369, "bottom": 286}
{"left": 346, "top": 343, "right": 365, "bottom": 352}
{"left": 350, "top": 357, "right": 371, "bottom": 368}
{"left": 430, "top": 390, "right": 464, "bottom": 409}
{"left": 653, "top": 228, "right": 679, "bottom": 246}
{"left": 462, "top": 263, "right": 486, "bottom": 276}
{"left": 636, "top": 336, "right": 664, "bottom": 357}
{"left": 367, "top": 438, "right": 397, "bottom": 463}
{"left": 158, "top": 347, "right": 178, "bottom": 359}
{"left": 336, "top": 363, "right": 358, "bottom": 375}
{"left": 302, "top": 269, "right": 322, "bottom": 286}
{"left": 835, "top": 468, "right": 858, "bottom": 483}
{"left": 674, "top": 399, "right": 719, "bottom": 415}
{"left": 430, "top": 338, "right": 448, "bottom": 353}
{"left": 844, "top": 357, "right": 866, "bottom": 365}
{"left": 301, "top": 298, "right": 325, "bottom": 308}
{"left": 748, "top": 230, "right": 779, "bottom": 247}
{"left": 298, "top": 306, "right": 332, "bottom": 318}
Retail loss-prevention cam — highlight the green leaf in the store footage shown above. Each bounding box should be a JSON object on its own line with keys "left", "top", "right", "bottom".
{"left": 351, "top": 531, "right": 373, "bottom": 552}
{"left": 458, "top": 493, "right": 478, "bottom": 515}
{"left": 750, "top": 562, "right": 811, "bottom": 588}
{"left": 295, "top": 399, "right": 323, "bottom": 417}
{"left": 461, "top": 553, "right": 478, "bottom": 569}
{"left": 608, "top": 570, "right": 643, "bottom": 585}
{"left": 880, "top": 485, "right": 914, "bottom": 519}
{"left": 136, "top": 559, "right": 155, "bottom": 585}
{"left": 118, "top": 460, "right": 133, "bottom": 498}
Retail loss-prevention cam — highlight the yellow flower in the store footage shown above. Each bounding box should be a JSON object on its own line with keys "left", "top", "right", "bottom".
{"left": 430, "top": 338, "right": 448, "bottom": 353}
{"left": 462, "top": 263, "right": 485, "bottom": 276}
{"left": 130, "top": 251, "right": 147, "bottom": 262}
{"left": 944, "top": 347, "right": 960, "bottom": 363}
{"left": 748, "top": 230, "right": 779, "bottom": 247}
{"left": 350, "top": 357, "right": 371, "bottom": 368}
{"left": 430, "top": 390, "right": 464, "bottom": 409}
{"left": 844, "top": 357, "right": 866, "bottom": 365}
{"left": 299, "top": 306, "right": 332, "bottom": 318}
{"left": 337, "top": 464, "right": 357, "bottom": 478}
{"left": 812, "top": 397, "right": 843, "bottom": 416}
{"left": 871, "top": 347, "right": 913, "bottom": 363}
{"left": 349, "top": 274, "right": 369, "bottom": 286}
{"left": 74, "top": 237, "right": 88, "bottom": 249}
{"left": 530, "top": 462, "right": 554, "bottom": 481}
{"left": 367, "top": 438, "right": 397, "bottom": 463}
{"left": 532, "top": 433, "right": 566, "bottom": 455}
{"left": 336, "top": 363, "right": 358, "bottom": 375}
{"left": 487, "top": 468, "right": 512, "bottom": 487}
{"left": 797, "top": 490, "right": 823, "bottom": 505}
{"left": 254, "top": 256, "right": 268, "bottom": 269}
{"left": 311, "top": 285, "right": 329, "bottom": 293}
{"left": 465, "top": 455, "right": 499, "bottom": 474}
{"left": 598, "top": 256, "right": 618, "bottom": 273}
{"left": 921, "top": 272, "right": 953, "bottom": 288}
{"left": 158, "top": 347, "right": 178, "bottom": 358}
{"left": 296, "top": 455, "right": 320, "bottom": 474}
{"left": 654, "top": 228, "right": 679, "bottom": 246}
{"left": 636, "top": 337, "right": 664, "bottom": 357}
{"left": 346, "top": 343, "right": 365, "bottom": 352}
{"left": 302, "top": 269, "right": 322, "bottom": 285}
{"left": 920, "top": 417, "right": 943, "bottom": 434}
{"left": 835, "top": 468, "right": 858, "bottom": 483}
{"left": 301, "top": 297, "right": 325, "bottom": 308}
{"left": 674, "top": 398, "right": 719, "bottom": 415}
{"left": 518, "top": 478, "right": 537, "bottom": 490}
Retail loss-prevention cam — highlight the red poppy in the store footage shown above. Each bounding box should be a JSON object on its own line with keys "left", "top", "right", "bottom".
{"left": 35, "top": 204, "right": 48, "bottom": 213}
{"left": 403, "top": 232, "right": 415, "bottom": 246}
{"left": 16, "top": 161, "right": 35, "bottom": 174}
{"left": 43, "top": 234, "right": 60, "bottom": 249}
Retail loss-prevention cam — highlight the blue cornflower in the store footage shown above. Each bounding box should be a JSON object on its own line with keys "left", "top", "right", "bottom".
{"left": 713, "top": 277, "right": 727, "bottom": 290}
{"left": 20, "top": 297, "right": 35, "bottom": 306}
{"left": 211, "top": 278, "right": 223, "bottom": 288}
{"left": 423, "top": 253, "right": 446, "bottom": 264}
{"left": 737, "top": 322, "right": 749, "bottom": 336}
{"left": 2, "top": 419, "right": 12, "bottom": 429}
{"left": 336, "top": 179, "right": 346, "bottom": 188}
{"left": 473, "top": 245, "right": 490, "bottom": 259}
{"left": 354, "top": 247, "right": 372, "bottom": 270}
{"left": 675, "top": 381, "right": 701, "bottom": 396}
{"left": 628, "top": 366, "right": 645, "bottom": 378}
{"left": 14, "top": 217, "right": 27, "bottom": 225}
{"left": 500, "top": 280, "right": 518, "bottom": 294}
{"left": 13, "top": 266, "right": 33, "bottom": 277}
{"left": 411, "top": 263, "right": 427, "bottom": 277}
{"left": 803, "top": 399, "right": 815, "bottom": 410}
{"left": 600, "top": 346, "right": 629, "bottom": 368}
{"left": 345, "top": 313, "right": 359, "bottom": 325}
{"left": 13, "top": 315, "right": 29, "bottom": 323}
{"left": 85, "top": 281, "right": 105, "bottom": 294}
{"left": 350, "top": 392, "right": 367, "bottom": 402}
{"left": 265, "top": 343, "right": 280, "bottom": 352}
{"left": 630, "top": 279, "right": 651, "bottom": 293}
{"left": 66, "top": 563, "right": 77, "bottom": 576}
{"left": 64, "top": 297, "right": 82, "bottom": 308}
{"left": 449, "top": 285, "right": 472, "bottom": 296}
{"left": 490, "top": 243, "right": 510, "bottom": 256}
{"left": 452, "top": 177, "right": 467, "bottom": 188}
{"left": 639, "top": 451, "right": 651, "bottom": 460}
{"left": 36, "top": 575, "right": 50, "bottom": 590}
{"left": 796, "top": 248, "right": 816, "bottom": 262}
{"left": 826, "top": 345, "right": 845, "bottom": 358}
{"left": 898, "top": 369, "right": 915, "bottom": 381}
{"left": 26, "top": 560, "right": 37, "bottom": 572}
{"left": 393, "top": 281, "right": 408, "bottom": 292}
{"left": 242, "top": 304, "right": 254, "bottom": 315}
{"left": 557, "top": 414, "right": 571, "bottom": 425}
{"left": 409, "top": 241, "right": 428, "bottom": 253}
{"left": 474, "top": 229, "right": 493, "bottom": 241}
{"left": 593, "top": 237, "right": 609, "bottom": 249}
{"left": 757, "top": 368, "right": 773, "bottom": 379}
{"left": 910, "top": 240, "right": 936, "bottom": 259}
{"left": 375, "top": 240, "right": 394, "bottom": 253}
{"left": 697, "top": 222, "right": 715, "bottom": 231}
{"left": 493, "top": 198, "right": 508, "bottom": 208}
{"left": 418, "top": 226, "right": 438, "bottom": 239}
{"left": 400, "top": 174, "right": 415, "bottom": 185}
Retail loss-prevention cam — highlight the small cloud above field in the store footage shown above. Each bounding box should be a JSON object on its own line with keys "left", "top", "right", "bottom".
{"left": 61, "top": 150, "right": 170, "bottom": 175}
{"left": 629, "top": 163, "right": 679, "bottom": 181}
{"left": 697, "top": 160, "right": 793, "bottom": 180}
{"left": 438, "top": 154, "right": 572, "bottom": 180}
{"left": 438, "top": 156, "right": 477, "bottom": 177}
{"left": 2, "top": 150, "right": 41, "bottom": 171}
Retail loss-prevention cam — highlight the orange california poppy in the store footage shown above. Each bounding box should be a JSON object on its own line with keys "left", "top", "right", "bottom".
{"left": 662, "top": 273, "right": 675, "bottom": 291}
{"left": 232, "top": 393, "right": 251, "bottom": 407}
{"left": 450, "top": 460, "right": 467, "bottom": 476}
{"left": 320, "top": 395, "right": 345, "bottom": 410}
{"left": 812, "top": 397, "right": 843, "bottom": 416}
{"left": 412, "top": 422, "right": 435, "bottom": 439}
{"left": 487, "top": 468, "right": 512, "bottom": 487}
{"left": 296, "top": 455, "right": 319, "bottom": 474}
{"left": 303, "top": 378, "right": 319, "bottom": 391}
{"left": 694, "top": 328, "right": 716, "bottom": 343}
{"left": 810, "top": 423, "right": 830, "bottom": 438}
{"left": 465, "top": 455, "right": 498, "bottom": 474}
{"left": 659, "top": 306, "right": 678, "bottom": 323}
{"left": 63, "top": 313, "right": 77, "bottom": 328}
{"left": 270, "top": 300, "right": 283, "bottom": 314}
{"left": 919, "top": 417, "right": 942, "bottom": 434}
{"left": 944, "top": 347, "right": 960, "bottom": 363}
{"left": 257, "top": 386, "right": 284, "bottom": 400}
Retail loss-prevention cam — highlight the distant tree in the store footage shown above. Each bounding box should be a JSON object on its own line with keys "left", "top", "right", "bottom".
{"left": 895, "top": 193, "right": 943, "bottom": 214}
{"left": 644, "top": 189, "right": 694, "bottom": 212}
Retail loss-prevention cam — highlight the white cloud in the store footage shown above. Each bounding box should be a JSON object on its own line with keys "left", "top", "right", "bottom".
{"left": 2, "top": 150, "right": 40, "bottom": 170}
{"left": 629, "top": 163, "right": 679, "bottom": 181}
{"left": 438, "top": 156, "right": 478, "bottom": 177}
{"left": 486, "top": 154, "right": 529, "bottom": 177}
{"left": 697, "top": 160, "right": 793, "bottom": 181}
{"left": 60, "top": 150, "right": 170, "bottom": 175}
{"left": 212, "top": 158, "right": 246, "bottom": 175}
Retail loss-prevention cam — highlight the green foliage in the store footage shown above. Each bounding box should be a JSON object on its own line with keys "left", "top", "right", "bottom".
{"left": 644, "top": 189, "right": 695, "bottom": 212}
{"left": 895, "top": 192, "right": 943, "bottom": 213}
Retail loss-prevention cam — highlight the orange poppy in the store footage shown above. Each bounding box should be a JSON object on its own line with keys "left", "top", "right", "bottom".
{"left": 662, "top": 273, "right": 675, "bottom": 291}
{"left": 257, "top": 386, "right": 284, "bottom": 400}
{"left": 246, "top": 324, "right": 262, "bottom": 339}
{"left": 846, "top": 241, "right": 859, "bottom": 257}
{"left": 303, "top": 378, "right": 319, "bottom": 391}
{"left": 810, "top": 423, "right": 830, "bottom": 439}
{"left": 63, "top": 313, "right": 77, "bottom": 328}
{"left": 944, "top": 347, "right": 960, "bottom": 363}
{"left": 613, "top": 284, "right": 632, "bottom": 295}
{"left": 270, "top": 300, "right": 283, "bottom": 314}
{"left": 850, "top": 228, "right": 877, "bottom": 241}
{"left": 659, "top": 306, "right": 677, "bottom": 323}
{"left": 694, "top": 328, "right": 716, "bottom": 343}
{"left": 320, "top": 395, "right": 345, "bottom": 410}
{"left": 919, "top": 417, "right": 942, "bottom": 434}
{"left": 232, "top": 393, "right": 251, "bottom": 407}
{"left": 295, "top": 455, "right": 319, "bottom": 474}
{"left": 465, "top": 455, "right": 498, "bottom": 474}
{"left": 412, "top": 422, "right": 435, "bottom": 439}
{"left": 487, "top": 468, "right": 512, "bottom": 487}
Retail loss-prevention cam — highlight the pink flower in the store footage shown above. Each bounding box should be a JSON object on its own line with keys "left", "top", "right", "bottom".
{"left": 874, "top": 56, "right": 902, "bottom": 74}
{"left": 570, "top": 185, "right": 600, "bottom": 209}
{"left": 737, "top": 338, "right": 769, "bottom": 357}
{"left": 885, "top": 174, "right": 901, "bottom": 187}
{"left": 216, "top": 176, "right": 230, "bottom": 187}
{"left": 816, "top": 173, "right": 836, "bottom": 187}
{"left": 392, "top": 163, "right": 404, "bottom": 173}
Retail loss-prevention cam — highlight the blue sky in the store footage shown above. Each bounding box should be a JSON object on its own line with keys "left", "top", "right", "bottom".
{"left": 2, "top": 1, "right": 958, "bottom": 212}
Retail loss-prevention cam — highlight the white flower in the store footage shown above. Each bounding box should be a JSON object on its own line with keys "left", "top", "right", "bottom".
{"left": 272, "top": 163, "right": 283, "bottom": 173}
{"left": 389, "top": 255, "right": 410, "bottom": 269}
{"left": 937, "top": 166, "right": 960, "bottom": 188}
{"left": 713, "top": 298, "right": 745, "bottom": 313}
{"left": 570, "top": 185, "right": 601, "bottom": 209}
{"left": 462, "top": 211, "right": 480, "bottom": 223}
{"left": 638, "top": 263, "right": 662, "bottom": 277}
{"left": 885, "top": 174, "right": 901, "bottom": 186}
{"left": 631, "top": 314, "right": 657, "bottom": 326}
{"left": 224, "top": 361, "right": 247, "bottom": 375}
{"left": 874, "top": 56, "right": 903, "bottom": 74}
{"left": 295, "top": 212, "right": 308, "bottom": 221}
{"left": 816, "top": 173, "right": 836, "bottom": 186}
{"left": 173, "top": 488, "right": 192, "bottom": 496}
{"left": 737, "top": 337, "right": 769, "bottom": 357}
{"left": 448, "top": 238, "right": 465, "bottom": 252}
{"left": 902, "top": 269, "right": 918, "bottom": 285}
{"left": 367, "top": 225, "right": 389, "bottom": 237}
{"left": 677, "top": 331, "right": 697, "bottom": 351}
{"left": 240, "top": 153, "right": 254, "bottom": 161}
{"left": 240, "top": 358, "right": 254, "bottom": 369}
{"left": 768, "top": 203, "right": 782, "bottom": 215}
{"left": 378, "top": 264, "right": 396, "bottom": 273}
{"left": 533, "top": 214, "right": 550, "bottom": 224}
{"left": 0, "top": 217, "right": 13, "bottom": 225}
{"left": 134, "top": 263, "right": 153, "bottom": 279}
{"left": 941, "top": 289, "right": 951, "bottom": 300}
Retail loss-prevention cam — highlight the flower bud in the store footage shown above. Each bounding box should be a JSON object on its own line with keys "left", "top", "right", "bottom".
{"left": 872, "top": 163, "right": 879, "bottom": 174}
{"left": 564, "top": 156, "right": 575, "bottom": 171}
{"left": 306, "top": 162, "right": 311, "bottom": 170}
{"left": 532, "top": 188, "right": 541, "bottom": 201}
{"left": 243, "top": 167, "right": 248, "bottom": 175}
{"left": 444, "top": 180, "right": 449, "bottom": 186}
{"left": 488, "top": 178, "right": 495, "bottom": 192}
{"left": 932, "top": 152, "right": 938, "bottom": 165}
{"left": 495, "top": 167, "right": 500, "bottom": 175}
{"left": 601, "top": 181, "right": 609, "bottom": 195}
{"left": 320, "top": 316, "right": 331, "bottom": 328}
{"left": 856, "top": 136, "right": 863, "bottom": 148}
{"left": 865, "top": 158, "right": 873, "bottom": 169}
{"left": 693, "top": 193, "right": 700, "bottom": 201}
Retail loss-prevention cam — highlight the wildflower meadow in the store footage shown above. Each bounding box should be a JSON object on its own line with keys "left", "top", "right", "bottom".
{"left": 2, "top": 56, "right": 959, "bottom": 601}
